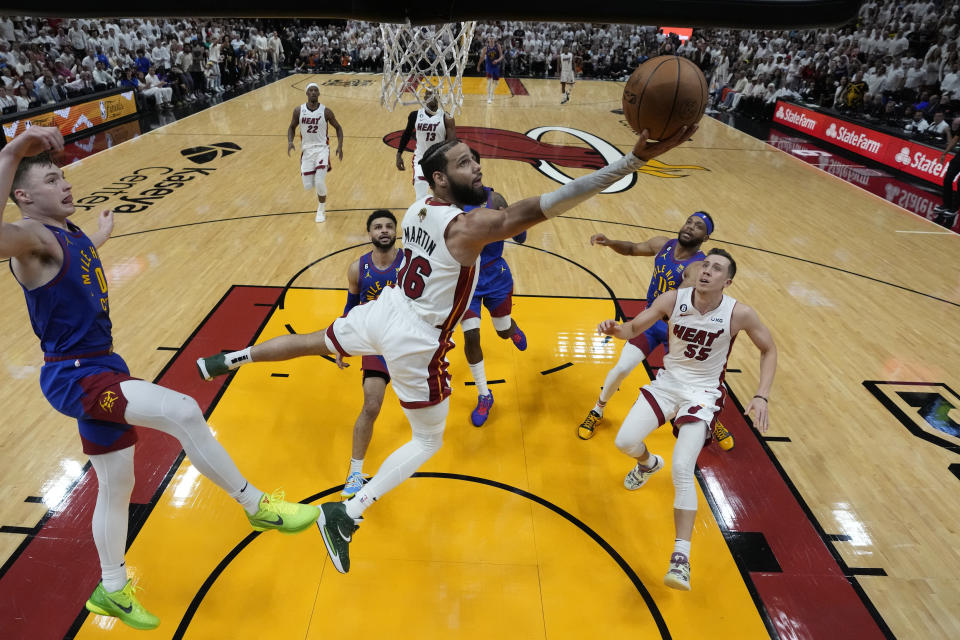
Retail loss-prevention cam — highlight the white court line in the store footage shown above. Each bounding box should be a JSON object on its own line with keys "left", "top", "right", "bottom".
{"left": 894, "top": 230, "right": 954, "bottom": 234}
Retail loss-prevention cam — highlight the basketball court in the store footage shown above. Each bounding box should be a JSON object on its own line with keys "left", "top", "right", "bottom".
{"left": 0, "top": 70, "right": 957, "bottom": 640}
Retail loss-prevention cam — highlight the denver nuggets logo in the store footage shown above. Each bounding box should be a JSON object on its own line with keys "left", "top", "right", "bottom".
{"left": 99, "top": 390, "right": 119, "bottom": 413}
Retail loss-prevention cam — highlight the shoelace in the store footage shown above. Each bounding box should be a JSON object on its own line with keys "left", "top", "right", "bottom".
{"left": 116, "top": 581, "right": 144, "bottom": 605}
{"left": 263, "top": 488, "right": 302, "bottom": 515}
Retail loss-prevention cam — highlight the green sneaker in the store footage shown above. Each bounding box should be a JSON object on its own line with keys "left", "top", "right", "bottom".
{"left": 85, "top": 580, "right": 160, "bottom": 630}
{"left": 196, "top": 353, "right": 230, "bottom": 381}
{"left": 247, "top": 489, "right": 320, "bottom": 534}
{"left": 316, "top": 501, "right": 359, "bottom": 574}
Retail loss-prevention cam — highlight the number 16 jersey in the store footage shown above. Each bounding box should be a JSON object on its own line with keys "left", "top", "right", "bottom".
{"left": 398, "top": 196, "right": 479, "bottom": 330}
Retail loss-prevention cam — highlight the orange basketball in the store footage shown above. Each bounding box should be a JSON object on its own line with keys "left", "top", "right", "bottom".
{"left": 622, "top": 56, "right": 708, "bottom": 140}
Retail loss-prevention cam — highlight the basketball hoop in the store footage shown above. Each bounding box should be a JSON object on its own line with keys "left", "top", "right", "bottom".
{"left": 379, "top": 21, "right": 476, "bottom": 116}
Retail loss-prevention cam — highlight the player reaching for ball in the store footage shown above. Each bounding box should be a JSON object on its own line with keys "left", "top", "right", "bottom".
{"left": 197, "top": 123, "right": 697, "bottom": 576}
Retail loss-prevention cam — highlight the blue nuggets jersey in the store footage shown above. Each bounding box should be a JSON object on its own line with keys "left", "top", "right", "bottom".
{"left": 359, "top": 249, "right": 404, "bottom": 303}
{"left": 463, "top": 187, "right": 526, "bottom": 291}
{"left": 484, "top": 46, "right": 501, "bottom": 72}
{"left": 645, "top": 239, "right": 705, "bottom": 305}
{"left": 14, "top": 221, "right": 113, "bottom": 357}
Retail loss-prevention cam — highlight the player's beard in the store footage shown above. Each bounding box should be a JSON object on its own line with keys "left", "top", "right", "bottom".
{"left": 449, "top": 174, "right": 486, "bottom": 207}
{"left": 677, "top": 231, "right": 701, "bottom": 249}
{"left": 372, "top": 237, "right": 396, "bottom": 251}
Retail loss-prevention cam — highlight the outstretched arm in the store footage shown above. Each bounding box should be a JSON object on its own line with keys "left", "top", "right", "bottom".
{"left": 597, "top": 290, "right": 677, "bottom": 340}
{"left": 737, "top": 305, "right": 777, "bottom": 433}
{"left": 0, "top": 126, "right": 64, "bottom": 260}
{"left": 449, "top": 126, "right": 695, "bottom": 256}
{"left": 590, "top": 233, "right": 669, "bottom": 257}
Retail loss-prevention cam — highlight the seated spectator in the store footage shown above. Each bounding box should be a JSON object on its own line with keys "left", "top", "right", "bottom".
{"left": 93, "top": 60, "right": 113, "bottom": 90}
{"left": 14, "top": 84, "right": 38, "bottom": 110}
{"left": 64, "top": 70, "right": 96, "bottom": 96}
{"left": 0, "top": 85, "right": 17, "bottom": 113}
{"left": 928, "top": 110, "right": 951, "bottom": 137}
{"left": 904, "top": 109, "right": 930, "bottom": 135}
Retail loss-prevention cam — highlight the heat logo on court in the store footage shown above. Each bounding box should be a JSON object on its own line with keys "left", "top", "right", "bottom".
{"left": 383, "top": 126, "right": 707, "bottom": 195}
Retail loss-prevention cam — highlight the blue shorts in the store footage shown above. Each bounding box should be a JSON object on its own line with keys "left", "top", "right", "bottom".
{"left": 485, "top": 63, "right": 501, "bottom": 81}
{"left": 39, "top": 352, "right": 139, "bottom": 454}
{"left": 464, "top": 260, "right": 513, "bottom": 320}
{"left": 628, "top": 319, "right": 669, "bottom": 357}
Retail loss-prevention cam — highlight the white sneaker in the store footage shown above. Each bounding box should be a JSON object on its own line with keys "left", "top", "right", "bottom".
{"left": 315, "top": 211, "right": 326, "bottom": 223}
{"left": 487, "top": 98, "right": 493, "bottom": 104}
{"left": 664, "top": 552, "right": 691, "bottom": 590}
{"left": 624, "top": 454, "right": 663, "bottom": 490}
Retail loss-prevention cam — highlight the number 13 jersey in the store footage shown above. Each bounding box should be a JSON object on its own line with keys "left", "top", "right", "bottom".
{"left": 413, "top": 108, "right": 445, "bottom": 165}
{"left": 398, "top": 196, "right": 479, "bottom": 330}
{"left": 662, "top": 286, "right": 737, "bottom": 390}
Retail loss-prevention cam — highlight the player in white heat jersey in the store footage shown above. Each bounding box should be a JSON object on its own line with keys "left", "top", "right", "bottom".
{"left": 395, "top": 91, "right": 456, "bottom": 200}
{"left": 198, "top": 124, "right": 697, "bottom": 575}
{"left": 598, "top": 248, "right": 777, "bottom": 592}
{"left": 287, "top": 82, "right": 344, "bottom": 223}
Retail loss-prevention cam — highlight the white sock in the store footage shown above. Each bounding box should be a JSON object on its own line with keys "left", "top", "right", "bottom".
{"left": 592, "top": 397, "right": 607, "bottom": 416}
{"left": 349, "top": 458, "right": 363, "bottom": 475}
{"left": 231, "top": 480, "right": 265, "bottom": 515}
{"left": 674, "top": 538, "right": 691, "bottom": 558}
{"left": 223, "top": 347, "right": 252, "bottom": 370}
{"left": 468, "top": 360, "right": 488, "bottom": 396}
{"left": 101, "top": 562, "right": 128, "bottom": 593}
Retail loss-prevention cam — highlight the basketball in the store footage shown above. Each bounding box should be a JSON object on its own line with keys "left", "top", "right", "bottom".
{"left": 622, "top": 56, "right": 709, "bottom": 140}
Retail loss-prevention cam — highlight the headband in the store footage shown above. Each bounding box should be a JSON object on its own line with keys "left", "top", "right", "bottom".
{"left": 305, "top": 82, "right": 319, "bottom": 91}
{"left": 692, "top": 211, "right": 714, "bottom": 235}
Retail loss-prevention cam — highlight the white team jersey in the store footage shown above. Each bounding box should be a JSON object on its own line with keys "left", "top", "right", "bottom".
{"left": 397, "top": 196, "right": 479, "bottom": 329}
{"left": 662, "top": 287, "right": 737, "bottom": 389}
{"left": 560, "top": 52, "right": 574, "bottom": 73}
{"left": 412, "top": 108, "right": 446, "bottom": 164}
{"left": 299, "top": 103, "right": 328, "bottom": 150}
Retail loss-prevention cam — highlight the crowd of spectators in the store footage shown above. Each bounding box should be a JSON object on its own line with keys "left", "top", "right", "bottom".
{"left": 0, "top": 1, "right": 958, "bottom": 148}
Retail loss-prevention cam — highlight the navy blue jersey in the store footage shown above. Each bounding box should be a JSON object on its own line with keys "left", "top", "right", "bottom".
{"left": 645, "top": 238, "right": 705, "bottom": 305}
{"left": 14, "top": 221, "right": 112, "bottom": 357}
{"left": 464, "top": 187, "right": 526, "bottom": 272}
{"left": 483, "top": 45, "right": 501, "bottom": 74}
{"left": 359, "top": 248, "right": 404, "bottom": 303}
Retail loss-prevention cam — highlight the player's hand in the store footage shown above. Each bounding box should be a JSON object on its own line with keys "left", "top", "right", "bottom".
{"left": 744, "top": 396, "right": 769, "bottom": 433}
{"left": 590, "top": 233, "right": 610, "bottom": 246}
{"left": 336, "top": 146, "right": 344, "bottom": 161}
{"left": 335, "top": 353, "right": 348, "bottom": 369}
{"left": 597, "top": 319, "right": 619, "bottom": 336}
{"left": 632, "top": 124, "right": 697, "bottom": 161}
{"left": 396, "top": 154, "right": 404, "bottom": 170}
{"left": 287, "top": 141, "right": 294, "bottom": 157}
{"left": 97, "top": 209, "right": 114, "bottom": 237}
{"left": 4, "top": 126, "right": 64, "bottom": 158}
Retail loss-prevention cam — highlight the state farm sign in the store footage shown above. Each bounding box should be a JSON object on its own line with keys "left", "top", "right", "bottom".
{"left": 772, "top": 100, "right": 952, "bottom": 185}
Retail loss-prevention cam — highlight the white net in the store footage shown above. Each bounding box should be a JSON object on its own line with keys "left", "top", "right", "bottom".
{"left": 379, "top": 21, "right": 477, "bottom": 116}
